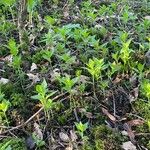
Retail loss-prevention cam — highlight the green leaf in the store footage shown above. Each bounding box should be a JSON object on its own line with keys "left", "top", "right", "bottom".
{"left": 8, "top": 39, "right": 18, "bottom": 56}
{"left": 0, "top": 140, "right": 12, "bottom": 150}
{"left": 27, "top": 0, "right": 39, "bottom": 12}
{"left": 31, "top": 94, "right": 42, "bottom": 100}
{"left": 45, "top": 99, "right": 53, "bottom": 110}
{"left": 42, "top": 50, "right": 54, "bottom": 62}
{"left": 45, "top": 16, "right": 56, "bottom": 25}
{"left": 0, "top": 0, "right": 16, "bottom": 7}
{"left": 35, "top": 79, "right": 48, "bottom": 96}
{"left": 46, "top": 91, "right": 57, "bottom": 99}
{"left": 12, "top": 55, "right": 21, "bottom": 69}
{"left": 41, "top": 79, "right": 47, "bottom": 90}
{"left": 0, "top": 100, "right": 10, "bottom": 113}
{"left": 75, "top": 122, "right": 88, "bottom": 133}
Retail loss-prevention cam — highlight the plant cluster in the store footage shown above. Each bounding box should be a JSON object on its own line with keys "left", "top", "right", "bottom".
{"left": 0, "top": 0, "right": 150, "bottom": 149}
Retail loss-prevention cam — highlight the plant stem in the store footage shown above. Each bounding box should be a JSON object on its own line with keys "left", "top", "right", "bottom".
{"left": 92, "top": 76, "right": 96, "bottom": 98}
{"left": 4, "top": 113, "right": 9, "bottom": 126}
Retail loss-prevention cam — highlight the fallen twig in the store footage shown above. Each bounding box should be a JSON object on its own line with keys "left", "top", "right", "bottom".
{"left": 0, "top": 92, "right": 67, "bottom": 135}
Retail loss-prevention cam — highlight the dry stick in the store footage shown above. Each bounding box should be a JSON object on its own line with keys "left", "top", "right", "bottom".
{"left": 0, "top": 92, "right": 67, "bottom": 134}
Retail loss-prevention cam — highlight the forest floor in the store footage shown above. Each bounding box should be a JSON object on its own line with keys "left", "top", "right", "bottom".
{"left": 0, "top": 0, "right": 150, "bottom": 149}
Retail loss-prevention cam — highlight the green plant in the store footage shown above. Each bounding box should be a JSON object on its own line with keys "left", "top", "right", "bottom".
{"left": 119, "top": 39, "right": 133, "bottom": 70}
{"left": 58, "top": 52, "right": 76, "bottom": 70}
{"left": 0, "top": 92, "right": 10, "bottom": 125}
{"left": 31, "top": 79, "right": 56, "bottom": 120}
{"left": 141, "top": 80, "right": 150, "bottom": 100}
{"left": 75, "top": 121, "right": 88, "bottom": 140}
{"left": 57, "top": 75, "right": 78, "bottom": 94}
{"left": 0, "top": 140, "right": 12, "bottom": 150}
{"left": 27, "top": 0, "right": 40, "bottom": 24}
{"left": 6, "top": 39, "right": 22, "bottom": 70}
{"left": 41, "top": 31, "right": 55, "bottom": 47}
{"left": 7, "top": 38, "right": 19, "bottom": 56}
{"left": 32, "top": 133, "right": 45, "bottom": 148}
{"left": 85, "top": 58, "right": 106, "bottom": 80}
{"left": 85, "top": 57, "right": 107, "bottom": 97}
{"left": 0, "top": 138, "right": 26, "bottom": 150}
{"left": 41, "top": 49, "right": 54, "bottom": 62}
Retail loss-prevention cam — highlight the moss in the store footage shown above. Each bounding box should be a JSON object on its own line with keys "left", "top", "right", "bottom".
{"left": 147, "top": 141, "right": 150, "bottom": 149}
{"left": 0, "top": 138, "right": 27, "bottom": 150}
{"left": 81, "top": 141, "right": 95, "bottom": 150}
{"left": 95, "top": 139, "right": 105, "bottom": 150}
{"left": 92, "top": 125, "right": 126, "bottom": 150}
{"left": 93, "top": 125, "right": 112, "bottom": 139}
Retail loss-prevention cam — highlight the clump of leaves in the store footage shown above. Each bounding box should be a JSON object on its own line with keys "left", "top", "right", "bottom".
{"left": 57, "top": 75, "right": 78, "bottom": 94}
{"left": 75, "top": 121, "right": 88, "bottom": 140}
{"left": 0, "top": 91, "right": 10, "bottom": 125}
{"left": 141, "top": 79, "right": 150, "bottom": 100}
{"left": 120, "top": 39, "right": 132, "bottom": 66}
{"left": 6, "top": 38, "right": 21, "bottom": 70}
{"left": 0, "top": 138, "right": 27, "bottom": 150}
{"left": 85, "top": 58, "right": 106, "bottom": 81}
{"left": 31, "top": 79, "right": 56, "bottom": 120}
{"left": 85, "top": 57, "right": 107, "bottom": 96}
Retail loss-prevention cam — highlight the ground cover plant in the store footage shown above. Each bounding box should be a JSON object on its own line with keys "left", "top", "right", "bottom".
{"left": 0, "top": 0, "right": 150, "bottom": 149}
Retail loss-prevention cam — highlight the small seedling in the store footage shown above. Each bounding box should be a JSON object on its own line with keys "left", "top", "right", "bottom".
{"left": 41, "top": 49, "right": 54, "bottom": 62}
{"left": 85, "top": 57, "right": 107, "bottom": 97}
{"left": 6, "top": 39, "right": 22, "bottom": 71}
{"left": 7, "top": 38, "right": 19, "bottom": 56}
{"left": 85, "top": 57, "right": 106, "bottom": 80}
{"left": 141, "top": 80, "right": 150, "bottom": 100}
{"left": 31, "top": 79, "right": 56, "bottom": 120}
{"left": 32, "top": 133, "right": 45, "bottom": 148}
{"left": 0, "top": 92, "right": 10, "bottom": 125}
{"left": 75, "top": 121, "right": 88, "bottom": 140}
{"left": 120, "top": 39, "right": 132, "bottom": 65}
{"left": 27, "top": 0, "right": 40, "bottom": 25}
{"left": 57, "top": 75, "right": 78, "bottom": 94}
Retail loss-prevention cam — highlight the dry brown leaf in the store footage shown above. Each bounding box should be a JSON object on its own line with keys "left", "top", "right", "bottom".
{"left": 129, "top": 74, "right": 138, "bottom": 87}
{"left": 1, "top": 55, "right": 13, "bottom": 63}
{"left": 0, "top": 78, "right": 9, "bottom": 84}
{"left": 50, "top": 68, "right": 60, "bottom": 82}
{"left": 70, "top": 130, "right": 77, "bottom": 142}
{"left": 112, "top": 76, "right": 121, "bottom": 84}
{"left": 102, "top": 108, "right": 116, "bottom": 122}
{"left": 144, "top": 16, "right": 150, "bottom": 20}
{"left": 34, "top": 122, "right": 43, "bottom": 140}
{"left": 30, "top": 63, "right": 38, "bottom": 72}
{"left": 27, "top": 73, "right": 40, "bottom": 83}
{"left": 63, "top": 6, "right": 69, "bottom": 19}
{"left": 129, "top": 87, "right": 139, "bottom": 102}
{"left": 59, "top": 132, "right": 70, "bottom": 142}
{"left": 79, "top": 75, "right": 90, "bottom": 83}
{"left": 127, "top": 119, "right": 145, "bottom": 127}
{"left": 121, "top": 141, "right": 137, "bottom": 150}
{"left": 123, "top": 123, "right": 136, "bottom": 144}
{"left": 65, "top": 145, "right": 73, "bottom": 150}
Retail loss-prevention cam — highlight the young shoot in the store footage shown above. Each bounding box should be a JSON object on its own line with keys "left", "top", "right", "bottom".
{"left": 75, "top": 121, "right": 88, "bottom": 140}
{"left": 31, "top": 79, "right": 56, "bottom": 120}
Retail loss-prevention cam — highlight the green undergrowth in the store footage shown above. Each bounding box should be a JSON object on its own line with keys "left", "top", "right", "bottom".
{"left": 0, "top": 0, "right": 150, "bottom": 149}
{"left": 0, "top": 138, "right": 26, "bottom": 150}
